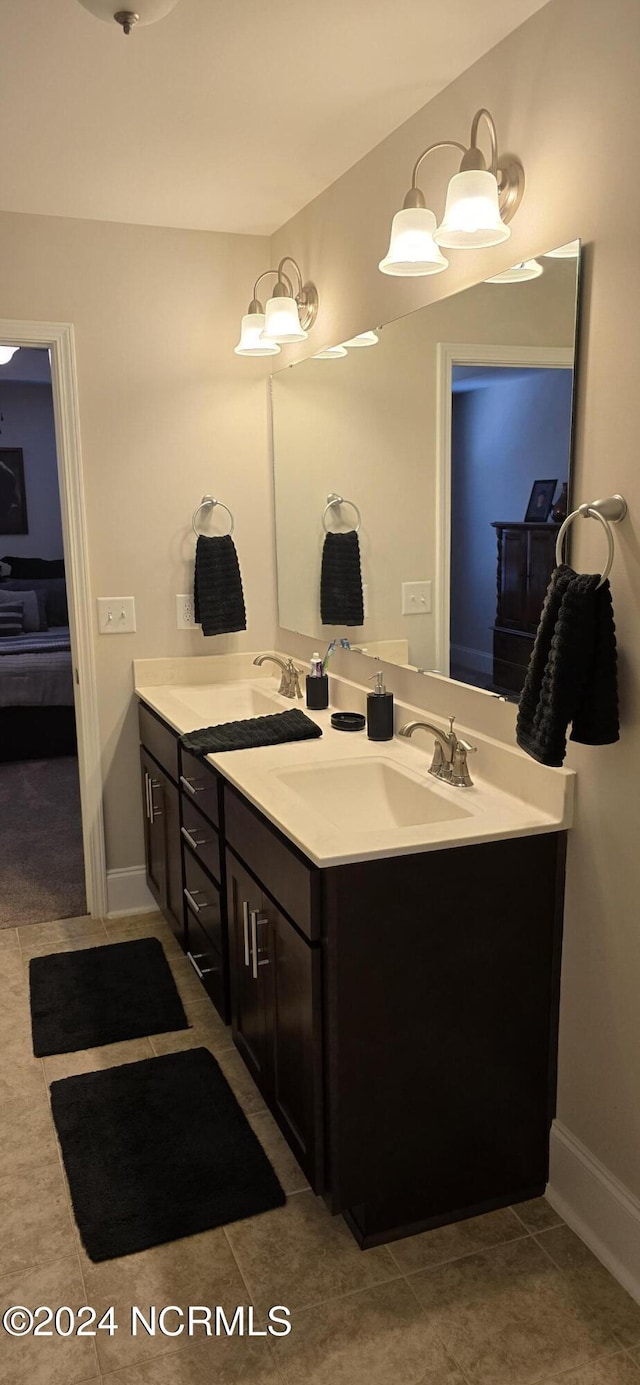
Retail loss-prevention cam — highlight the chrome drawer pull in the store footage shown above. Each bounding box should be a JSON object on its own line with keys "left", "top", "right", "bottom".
{"left": 181, "top": 826, "right": 207, "bottom": 851}
{"left": 187, "top": 951, "right": 216, "bottom": 980}
{"left": 149, "top": 778, "right": 162, "bottom": 822}
{"left": 144, "top": 771, "right": 151, "bottom": 821}
{"left": 180, "top": 774, "right": 206, "bottom": 796}
{"left": 242, "top": 900, "right": 251, "bottom": 968}
{"left": 250, "top": 910, "right": 269, "bottom": 980}
{"left": 184, "top": 887, "right": 209, "bottom": 915}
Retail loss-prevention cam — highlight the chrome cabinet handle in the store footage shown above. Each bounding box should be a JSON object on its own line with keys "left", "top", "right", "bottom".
{"left": 180, "top": 774, "right": 205, "bottom": 796}
{"left": 149, "top": 778, "right": 162, "bottom": 822}
{"left": 181, "top": 826, "right": 207, "bottom": 851}
{"left": 184, "top": 887, "right": 209, "bottom": 915}
{"left": 250, "top": 909, "right": 269, "bottom": 980}
{"left": 187, "top": 950, "right": 216, "bottom": 979}
{"left": 242, "top": 900, "right": 251, "bottom": 968}
{"left": 144, "top": 771, "right": 151, "bottom": 821}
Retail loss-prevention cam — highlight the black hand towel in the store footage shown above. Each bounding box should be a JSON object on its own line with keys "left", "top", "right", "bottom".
{"left": 320, "top": 530, "right": 364, "bottom": 626}
{"left": 194, "top": 534, "right": 246, "bottom": 637}
{"left": 516, "top": 564, "right": 619, "bottom": 767}
{"left": 180, "top": 708, "right": 322, "bottom": 755}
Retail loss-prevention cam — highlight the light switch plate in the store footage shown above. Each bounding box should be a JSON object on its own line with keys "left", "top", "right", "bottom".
{"left": 402, "top": 581, "right": 432, "bottom": 615}
{"left": 97, "top": 596, "right": 136, "bottom": 634}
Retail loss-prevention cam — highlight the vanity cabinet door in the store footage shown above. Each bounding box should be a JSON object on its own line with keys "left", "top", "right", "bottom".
{"left": 226, "top": 849, "right": 271, "bottom": 1093}
{"left": 141, "top": 749, "right": 166, "bottom": 909}
{"left": 264, "top": 900, "right": 324, "bottom": 1188}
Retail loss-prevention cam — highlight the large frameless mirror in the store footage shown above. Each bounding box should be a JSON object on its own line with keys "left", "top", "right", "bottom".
{"left": 271, "top": 241, "right": 581, "bottom": 699}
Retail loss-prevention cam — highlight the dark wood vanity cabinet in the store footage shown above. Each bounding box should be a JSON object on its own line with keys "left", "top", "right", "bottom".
{"left": 140, "top": 745, "right": 183, "bottom": 940}
{"left": 226, "top": 830, "right": 324, "bottom": 1188}
{"left": 492, "top": 522, "right": 558, "bottom": 694}
{"left": 139, "top": 698, "right": 566, "bottom": 1250}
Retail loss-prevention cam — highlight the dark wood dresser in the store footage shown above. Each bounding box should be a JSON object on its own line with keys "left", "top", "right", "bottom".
{"left": 491, "top": 522, "right": 558, "bottom": 695}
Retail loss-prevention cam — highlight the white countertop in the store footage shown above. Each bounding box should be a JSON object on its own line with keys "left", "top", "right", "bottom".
{"left": 134, "top": 654, "right": 574, "bottom": 869}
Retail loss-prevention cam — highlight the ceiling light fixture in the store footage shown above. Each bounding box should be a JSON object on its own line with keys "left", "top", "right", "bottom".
{"left": 76, "top": 0, "right": 181, "bottom": 35}
{"left": 379, "top": 108, "right": 524, "bottom": 276}
{"left": 235, "top": 258, "right": 318, "bottom": 356}
{"left": 0, "top": 346, "right": 20, "bottom": 366}
{"left": 485, "top": 259, "right": 543, "bottom": 283}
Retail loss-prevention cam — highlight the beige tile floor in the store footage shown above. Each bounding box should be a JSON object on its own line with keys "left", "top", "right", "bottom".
{"left": 1, "top": 913, "right": 640, "bottom": 1384}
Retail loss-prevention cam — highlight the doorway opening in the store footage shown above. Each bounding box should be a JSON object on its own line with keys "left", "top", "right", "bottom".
{"left": 0, "top": 321, "right": 107, "bottom": 928}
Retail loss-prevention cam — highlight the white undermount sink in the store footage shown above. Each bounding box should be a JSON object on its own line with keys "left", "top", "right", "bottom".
{"left": 160, "top": 680, "right": 282, "bottom": 725}
{"left": 270, "top": 757, "right": 474, "bottom": 831}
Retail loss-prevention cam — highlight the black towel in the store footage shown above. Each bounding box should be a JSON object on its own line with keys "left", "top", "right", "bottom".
{"left": 320, "top": 530, "right": 364, "bottom": 626}
{"left": 516, "top": 564, "right": 619, "bottom": 767}
{"left": 180, "top": 708, "right": 322, "bottom": 756}
{"left": 194, "top": 534, "right": 246, "bottom": 637}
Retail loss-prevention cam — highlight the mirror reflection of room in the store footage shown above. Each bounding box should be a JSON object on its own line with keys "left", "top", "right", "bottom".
{"left": 271, "top": 244, "right": 579, "bottom": 698}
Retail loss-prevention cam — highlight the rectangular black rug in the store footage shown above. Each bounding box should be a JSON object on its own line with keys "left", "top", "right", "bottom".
{"left": 30, "top": 937, "right": 189, "bottom": 1057}
{"left": 50, "top": 1047, "right": 286, "bottom": 1261}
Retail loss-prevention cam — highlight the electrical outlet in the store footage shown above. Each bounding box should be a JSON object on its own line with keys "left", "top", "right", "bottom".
{"left": 402, "top": 581, "right": 432, "bottom": 615}
{"left": 97, "top": 596, "right": 136, "bottom": 634}
{"left": 176, "top": 594, "right": 197, "bottom": 629}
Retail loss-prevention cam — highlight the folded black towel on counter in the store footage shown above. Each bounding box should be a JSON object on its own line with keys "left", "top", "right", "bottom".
{"left": 194, "top": 534, "right": 246, "bottom": 637}
{"left": 320, "top": 530, "right": 364, "bottom": 626}
{"left": 180, "top": 707, "right": 323, "bottom": 756}
{"left": 516, "top": 563, "right": 619, "bottom": 767}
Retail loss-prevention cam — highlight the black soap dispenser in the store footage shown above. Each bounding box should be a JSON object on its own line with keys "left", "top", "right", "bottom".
{"left": 367, "top": 670, "right": 394, "bottom": 741}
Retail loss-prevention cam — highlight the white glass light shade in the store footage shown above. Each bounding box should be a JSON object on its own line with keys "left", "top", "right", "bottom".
{"left": 262, "top": 295, "right": 307, "bottom": 344}
{"left": 0, "top": 346, "right": 19, "bottom": 365}
{"left": 234, "top": 314, "right": 280, "bottom": 357}
{"left": 434, "top": 170, "right": 510, "bottom": 249}
{"left": 77, "top": 0, "right": 181, "bottom": 25}
{"left": 313, "top": 345, "right": 348, "bottom": 359}
{"left": 485, "top": 259, "right": 543, "bottom": 283}
{"left": 341, "top": 331, "right": 379, "bottom": 348}
{"left": 544, "top": 240, "right": 580, "bottom": 259}
{"left": 379, "top": 208, "right": 448, "bottom": 276}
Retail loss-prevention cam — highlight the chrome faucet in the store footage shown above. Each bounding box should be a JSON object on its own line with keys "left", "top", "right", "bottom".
{"left": 398, "top": 716, "right": 476, "bottom": 788}
{"left": 253, "top": 654, "right": 303, "bottom": 700}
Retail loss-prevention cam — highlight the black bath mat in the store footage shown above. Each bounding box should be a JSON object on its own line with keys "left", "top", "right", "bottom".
{"left": 30, "top": 937, "right": 189, "bottom": 1057}
{"left": 50, "top": 1047, "right": 286, "bottom": 1261}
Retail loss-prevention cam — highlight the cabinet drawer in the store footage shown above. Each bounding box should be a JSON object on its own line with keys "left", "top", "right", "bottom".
{"left": 225, "top": 786, "right": 320, "bottom": 942}
{"left": 179, "top": 748, "right": 220, "bottom": 827}
{"left": 183, "top": 851, "right": 223, "bottom": 956}
{"left": 139, "top": 702, "right": 179, "bottom": 782}
{"left": 181, "top": 799, "right": 221, "bottom": 883}
{"left": 185, "top": 909, "right": 226, "bottom": 1016}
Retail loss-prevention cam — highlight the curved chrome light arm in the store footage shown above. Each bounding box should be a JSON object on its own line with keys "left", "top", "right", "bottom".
{"left": 276, "top": 256, "right": 304, "bottom": 295}
{"left": 405, "top": 140, "right": 466, "bottom": 207}
{"left": 248, "top": 267, "right": 293, "bottom": 314}
{"left": 466, "top": 108, "right": 498, "bottom": 175}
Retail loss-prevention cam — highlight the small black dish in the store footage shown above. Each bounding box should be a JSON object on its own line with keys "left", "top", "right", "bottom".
{"left": 331, "top": 712, "right": 366, "bottom": 733}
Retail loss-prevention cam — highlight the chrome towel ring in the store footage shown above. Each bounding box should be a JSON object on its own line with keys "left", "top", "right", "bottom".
{"left": 555, "top": 494, "right": 627, "bottom": 588}
{"left": 322, "top": 492, "right": 362, "bottom": 534}
{"left": 192, "top": 495, "right": 235, "bottom": 538}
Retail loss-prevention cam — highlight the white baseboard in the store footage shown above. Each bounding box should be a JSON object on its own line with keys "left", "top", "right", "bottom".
{"left": 548, "top": 1120, "right": 640, "bottom": 1305}
{"left": 106, "top": 866, "right": 156, "bottom": 918}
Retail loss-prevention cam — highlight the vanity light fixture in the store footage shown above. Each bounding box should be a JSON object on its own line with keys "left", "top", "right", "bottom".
{"left": 340, "top": 331, "right": 379, "bottom": 348}
{"left": 313, "top": 345, "right": 348, "bottom": 359}
{"left": 485, "top": 259, "right": 543, "bottom": 283}
{"left": 0, "top": 346, "right": 19, "bottom": 365}
{"left": 235, "top": 258, "right": 318, "bottom": 355}
{"left": 379, "top": 107, "right": 524, "bottom": 275}
{"left": 543, "top": 240, "right": 580, "bottom": 258}
{"left": 76, "top": 0, "right": 182, "bottom": 34}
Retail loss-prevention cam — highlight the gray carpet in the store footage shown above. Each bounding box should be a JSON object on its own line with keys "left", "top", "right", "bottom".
{"left": 0, "top": 757, "right": 86, "bottom": 927}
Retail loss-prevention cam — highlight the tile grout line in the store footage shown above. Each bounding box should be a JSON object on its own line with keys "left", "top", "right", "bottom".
{"left": 219, "top": 1227, "right": 289, "bottom": 1385}
{"left": 386, "top": 1227, "right": 533, "bottom": 1277}
{"left": 532, "top": 1226, "right": 640, "bottom": 1354}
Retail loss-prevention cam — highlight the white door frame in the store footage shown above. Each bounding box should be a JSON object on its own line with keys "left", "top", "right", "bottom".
{"left": 434, "top": 342, "right": 575, "bottom": 677}
{"left": 0, "top": 319, "right": 107, "bottom": 917}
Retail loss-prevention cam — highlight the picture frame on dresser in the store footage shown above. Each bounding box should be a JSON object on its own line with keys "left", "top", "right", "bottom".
{"left": 524, "top": 479, "right": 557, "bottom": 524}
{"left": 0, "top": 448, "right": 28, "bottom": 535}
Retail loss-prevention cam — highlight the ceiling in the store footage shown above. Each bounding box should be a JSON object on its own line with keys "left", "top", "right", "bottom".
{"left": 0, "top": 0, "right": 548, "bottom": 237}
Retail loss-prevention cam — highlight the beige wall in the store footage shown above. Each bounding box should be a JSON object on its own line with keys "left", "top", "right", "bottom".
{"left": 0, "top": 210, "right": 274, "bottom": 874}
{"left": 271, "top": 0, "right": 640, "bottom": 1200}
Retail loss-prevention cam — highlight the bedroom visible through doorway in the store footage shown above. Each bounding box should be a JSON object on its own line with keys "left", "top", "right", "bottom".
{"left": 0, "top": 345, "right": 85, "bottom": 926}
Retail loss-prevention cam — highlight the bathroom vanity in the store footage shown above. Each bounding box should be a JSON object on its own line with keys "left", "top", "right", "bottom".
{"left": 136, "top": 667, "right": 571, "bottom": 1248}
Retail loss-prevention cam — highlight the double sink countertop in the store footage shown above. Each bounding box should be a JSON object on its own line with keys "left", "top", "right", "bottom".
{"left": 134, "top": 652, "right": 574, "bottom": 869}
